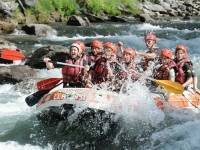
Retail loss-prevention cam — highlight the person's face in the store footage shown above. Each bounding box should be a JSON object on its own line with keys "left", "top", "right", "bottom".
{"left": 123, "top": 53, "right": 132, "bottom": 63}
{"left": 176, "top": 49, "right": 186, "bottom": 60}
{"left": 70, "top": 47, "right": 79, "bottom": 58}
{"left": 145, "top": 39, "right": 156, "bottom": 49}
{"left": 92, "top": 47, "right": 102, "bottom": 55}
{"left": 161, "top": 57, "right": 169, "bottom": 64}
{"left": 104, "top": 48, "right": 113, "bottom": 59}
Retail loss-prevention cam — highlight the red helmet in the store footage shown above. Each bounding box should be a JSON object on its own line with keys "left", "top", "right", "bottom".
{"left": 103, "top": 42, "right": 117, "bottom": 54}
{"left": 74, "top": 41, "right": 85, "bottom": 54}
{"left": 123, "top": 48, "right": 136, "bottom": 58}
{"left": 144, "top": 32, "right": 157, "bottom": 41}
{"left": 175, "top": 44, "right": 188, "bottom": 54}
{"left": 160, "top": 48, "right": 173, "bottom": 59}
{"left": 91, "top": 40, "right": 103, "bottom": 49}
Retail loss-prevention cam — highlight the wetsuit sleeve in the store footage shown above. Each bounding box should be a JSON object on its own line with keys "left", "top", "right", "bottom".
{"left": 183, "top": 63, "right": 193, "bottom": 81}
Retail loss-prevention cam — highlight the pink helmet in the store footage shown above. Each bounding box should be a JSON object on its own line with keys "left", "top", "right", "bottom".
{"left": 160, "top": 48, "right": 173, "bottom": 59}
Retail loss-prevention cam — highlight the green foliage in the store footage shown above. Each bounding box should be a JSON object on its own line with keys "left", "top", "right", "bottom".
{"left": 85, "top": 0, "right": 139, "bottom": 16}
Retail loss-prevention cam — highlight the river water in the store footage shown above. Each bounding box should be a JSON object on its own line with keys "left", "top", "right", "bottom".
{"left": 0, "top": 21, "right": 200, "bottom": 150}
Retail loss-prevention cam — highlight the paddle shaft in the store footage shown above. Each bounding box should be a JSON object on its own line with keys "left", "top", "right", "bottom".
{"left": 56, "top": 62, "right": 85, "bottom": 68}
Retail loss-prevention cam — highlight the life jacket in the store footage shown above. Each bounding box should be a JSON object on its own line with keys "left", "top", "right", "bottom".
{"left": 62, "top": 57, "right": 84, "bottom": 85}
{"left": 92, "top": 57, "right": 109, "bottom": 84}
{"left": 175, "top": 58, "right": 193, "bottom": 84}
{"left": 154, "top": 60, "right": 177, "bottom": 80}
{"left": 118, "top": 61, "right": 138, "bottom": 80}
{"left": 140, "top": 47, "right": 160, "bottom": 70}
{"left": 86, "top": 52, "right": 102, "bottom": 66}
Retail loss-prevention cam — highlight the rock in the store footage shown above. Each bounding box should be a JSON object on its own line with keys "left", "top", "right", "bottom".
{"left": 0, "top": 38, "right": 17, "bottom": 49}
{"left": 110, "top": 16, "right": 127, "bottom": 22}
{"left": 0, "top": 0, "right": 18, "bottom": 17}
{"left": 67, "top": 15, "right": 91, "bottom": 26}
{"left": 143, "top": 1, "right": 167, "bottom": 13}
{"left": 21, "top": 24, "right": 57, "bottom": 37}
{"left": 21, "top": 0, "right": 37, "bottom": 7}
{"left": 0, "top": 65, "right": 36, "bottom": 84}
{"left": 0, "top": 20, "right": 16, "bottom": 34}
{"left": 25, "top": 45, "right": 69, "bottom": 69}
{"left": 138, "top": 13, "right": 154, "bottom": 22}
{"left": 84, "top": 13, "right": 109, "bottom": 22}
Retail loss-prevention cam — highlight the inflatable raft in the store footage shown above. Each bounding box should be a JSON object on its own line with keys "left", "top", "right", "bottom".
{"left": 168, "top": 91, "right": 200, "bottom": 108}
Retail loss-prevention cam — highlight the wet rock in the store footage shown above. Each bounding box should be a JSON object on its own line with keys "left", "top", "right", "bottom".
{"left": 21, "top": 24, "right": 57, "bottom": 37}
{"left": 110, "top": 16, "right": 127, "bottom": 22}
{"left": 138, "top": 13, "right": 154, "bottom": 22}
{"left": 85, "top": 13, "right": 109, "bottom": 22}
{"left": 0, "top": 20, "right": 16, "bottom": 34}
{"left": 67, "top": 15, "right": 91, "bottom": 26}
{"left": 0, "top": 65, "right": 37, "bottom": 84}
{"left": 25, "top": 45, "right": 69, "bottom": 69}
{"left": 0, "top": 38, "right": 17, "bottom": 49}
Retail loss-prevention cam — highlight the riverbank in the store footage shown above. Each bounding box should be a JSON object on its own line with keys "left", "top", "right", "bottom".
{"left": 0, "top": 0, "right": 200, "bottom": 34}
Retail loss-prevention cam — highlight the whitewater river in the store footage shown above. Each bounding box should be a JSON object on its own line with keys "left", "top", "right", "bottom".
{"left": 0, "top": 21, "right": 200, "bottom": 150}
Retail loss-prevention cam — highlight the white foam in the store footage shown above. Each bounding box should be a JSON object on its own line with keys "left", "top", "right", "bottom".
{"left": 0, "top": 141, "right": 52, "bottom": 150}
{"left": 150, "top": 120, "right": 200, "bottom": 149}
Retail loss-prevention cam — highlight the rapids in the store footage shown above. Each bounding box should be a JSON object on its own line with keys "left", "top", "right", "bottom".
{"left": 0, "top": 22, "right": 200, "bottom": 149}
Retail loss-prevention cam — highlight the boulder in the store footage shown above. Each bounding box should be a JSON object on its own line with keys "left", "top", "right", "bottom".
{"left": 0, "top": 20, "right": 16, "bottom": 34}
{"left": 0, "top": 65, "right": 36, "bottom": 84}
{"left": 25, "top": 45, "right": 69, "bottom": 69}
{"left": 143, "top": 1, "right": 167, "bottom": 13}
{"left": 21, "top": 24, "right": 57, "bottom": 37}
{"left": 138, "top": 13, "right": 154, "bottom": 22}
{"left": 0, "top": 0, "right": 18, "bottom": 17}
{"left": 67, "top": 15, "right": 91, "bottom": 26}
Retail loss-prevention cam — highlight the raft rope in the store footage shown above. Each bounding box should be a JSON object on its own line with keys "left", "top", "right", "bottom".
{"left": 182, "top": 91, "right": 200, "bottom": 110}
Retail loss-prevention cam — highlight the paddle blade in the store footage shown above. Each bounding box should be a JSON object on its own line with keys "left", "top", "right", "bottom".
{"left": 25, "top": 89, "right": 50, "bottom": 106}
{"left": 0, "top": 49, "right": 25, "bottom": 61}
{"left": 37, "top": 78, "right": 62, "bottom": 91}
{"left": 155, "top": 80, "right": 184, "bottom": 94}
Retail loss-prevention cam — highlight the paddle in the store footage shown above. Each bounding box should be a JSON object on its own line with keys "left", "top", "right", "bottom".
{"left": 25, "top": 78, "right": 63, "bottom": 106}
{"left": 0, "top": 49, "right": 25, "bottom": 61}
{"left": 37, "top": 78, "right": 63, "bottom": 91}
{"left": 149, "top": 78, "right": 184, "bottom": 94}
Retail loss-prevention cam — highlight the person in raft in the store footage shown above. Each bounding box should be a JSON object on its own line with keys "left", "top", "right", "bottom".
{"left": 154, "top": 48, "right": 177, "bottom": 82}
{"left": 174, "top": 44, "right": 200, "bottom": 93}
{"left": 43, "top": 42, "right": 91, "bottom": 88}
{"left": 137, "top": 32, "right": 160, "bottom": 71}
{"left": 89, "top": 42, "right": 122, "bottom": 85}
{"left": 118, "top": 48, "right": 139, "bottom": 81}
{"left": 86, "top": 39, "right": 103, "bottom": 66}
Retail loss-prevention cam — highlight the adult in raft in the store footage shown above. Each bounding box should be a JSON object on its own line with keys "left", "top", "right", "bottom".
{"left": 90, "top": 42, "right": 122, "bottom": 85}
{"left": 137, "top": 32, "right": 160, "bottom": 71}
{"left": 154, "top": 48, "right": 177, "bottom": 82}
{"left": 86, "top": 39, "right": 103, "bottom": 66}
{"left": 118, "top": 48, "right": 139, "bottom": 81}
{"left": 174, "top": 44, "right": 200, "bottom": 93}
{"left": 43, "top": 42, "right": 91, "bottom": 88}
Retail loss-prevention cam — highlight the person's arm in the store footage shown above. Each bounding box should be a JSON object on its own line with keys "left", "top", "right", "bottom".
{"left": 182, "top": 63, "right": 193, "bottom": 88}
{"left": 169, "top": 68, "right": 175, "bottom": 82}
{"left": 136, "top": 51, "right": 157, "bottom": 59}
{"left": 43, "top": 57, "right": 54, "bottom": 69}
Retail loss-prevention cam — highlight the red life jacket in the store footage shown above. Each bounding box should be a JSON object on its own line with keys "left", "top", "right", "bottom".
{"left": 154, "top": 60, "right": 177, "bottom": 80}
{"left": 118, "top": 61, "right": 137, "bottom": 80}
{"left": 62, "top": 57, "right": 83, "bottom": 84}
{"left": 92, "top": 57, "right": 108, "bottom": 84}
{"left": 175, "top": 58, "right": 193, "bottom": 84}
{"left": 87, "top": 52, "right": 102, "bottom": 65}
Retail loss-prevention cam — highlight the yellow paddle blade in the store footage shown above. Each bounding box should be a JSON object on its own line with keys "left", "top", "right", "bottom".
{"left": 155, "top": 80, "right": 184, "bottom": 94}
